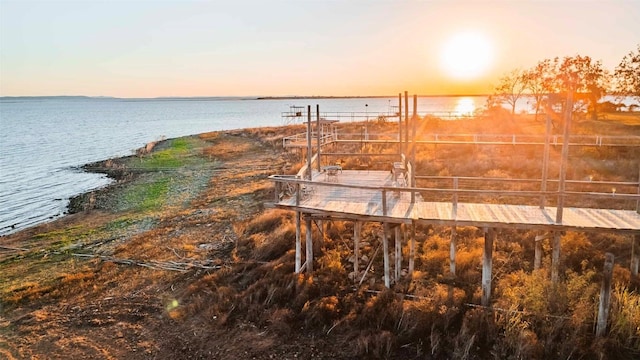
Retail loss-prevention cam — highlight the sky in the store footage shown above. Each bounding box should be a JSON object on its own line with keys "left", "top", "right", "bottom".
{"left": 0, "top": 0, "right": 638, "bottom": 98}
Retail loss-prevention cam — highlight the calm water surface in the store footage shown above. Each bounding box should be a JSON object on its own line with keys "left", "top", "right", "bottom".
{"left": 0, "top": 95, "right": 534, "bottom": 235}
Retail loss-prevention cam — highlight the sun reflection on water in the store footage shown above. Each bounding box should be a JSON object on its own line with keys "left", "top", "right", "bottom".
{"left": 454, "top": 97, "right": 476, "bottom": 117}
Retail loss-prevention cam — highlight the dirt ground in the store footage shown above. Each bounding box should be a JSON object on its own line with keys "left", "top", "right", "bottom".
{"left": 0, "top": 129, "right": 347, "bottom": 360}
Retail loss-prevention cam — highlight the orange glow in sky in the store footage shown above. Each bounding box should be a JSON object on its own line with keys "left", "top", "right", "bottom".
{"left": 0, "top": 0, "right": 638, "bottom": 98}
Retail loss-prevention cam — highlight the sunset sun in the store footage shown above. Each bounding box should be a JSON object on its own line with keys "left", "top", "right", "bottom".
{"left": 440, "top": 32, "right": 494, "bottom": 80}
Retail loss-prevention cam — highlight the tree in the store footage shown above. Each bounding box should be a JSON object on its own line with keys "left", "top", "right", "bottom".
{"left": 524, "top": 59, "right": 555, "bottom": 121}
{"left": 526, "top": 56, "right": 609, "bottom": 122}
{"left": 614, "top": 44, "right": 640, "bottom": 100}
{"left": 492, "top": 69, "right": 529, "bottom": 118}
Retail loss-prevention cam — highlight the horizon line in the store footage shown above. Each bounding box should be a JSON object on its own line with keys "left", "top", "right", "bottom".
{"left": 1, "top": 93, "right": 493, "bottom": 100}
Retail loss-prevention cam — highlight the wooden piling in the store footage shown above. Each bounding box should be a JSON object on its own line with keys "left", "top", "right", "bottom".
{"left": 534, "top": 232, "right": 549, "bottom": 270}
{"left": 404, "top": 91, "right": 409, "bottom": 154}
{"left": 354, "top": 221, "right": 361, "bottom": 282}
{"left": 556, "top": 92, "right": 574, "bottom": 224}
{"left": 551, "top": 232, "right": 561, "bottom": 283}
{"left": 540, "top": 113, "right": 552, "bottom": 208}
{"left": 395, "top": 225, "right": 401, "bottom": 281}
{"left": 450, "top": 227, "right": 457, "bottom": 276}
{"left": 305, "top": 215, "right": 313, "bottom": 273}
{"left": 316, "top": 104, "right": 321, "bottom": 172}
{"left": 596, "top": 253, "right": 614, "bottom": 337}
{"left": 632, "top": 234, "right": 640, "bottom": 277}
{"left": 295, "top": 211, "right": 301, "bottom": 273}
{"left": 409, "top": 222, "right": 416, "bottom": 277}
{"left": 398, "top": 93, "right": 403, "bottom": 155}
{"left": 482, "top": 228, "right": 495, "bottom": 307}
{"left": 306, "top": 106, "right": 312, "bottom": 180}
{"left": 383, "top": 223, "right": 390, "bottom": 288}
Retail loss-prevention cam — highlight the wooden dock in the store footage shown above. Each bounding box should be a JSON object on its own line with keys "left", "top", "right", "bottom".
{"left": 272, "top": 170, "right": 640, "bottom": 233}
{"left": 271, "top": 95, "right": 640, "bottom": 322}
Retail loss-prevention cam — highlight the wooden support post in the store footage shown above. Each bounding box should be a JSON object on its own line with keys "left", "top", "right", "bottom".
{"left": 398, "top": 93, "right": 402, "bottom": 155}
{"left": 482, "top": 228, "right": 495, "bottom": 307}
{"left": 452, "top": 177, "right": 458, "bottom": 219}
{"left": 450, "top": 227, "right": 457, "bottom": 276}
{"left": 411, "top": 96, "right": 417, "bottom": 203}
{"left": 404, "top": 91, "right": 409, "bottom": 153}
{"left": 540, "top": 113, "right": 552, "bottom": 208}
{"left": 637, "top": 166, "right": 640, "bottom": 214}
{"left": 398, "top": 94, "right": 403, "bottom": 156}
{"left": 596, "top": 253, "right": 615, "bottom": 337}
{"left": 305, "top": 215, "right": 313, "bottom": 274}
{"left": 631, "top": 234, "right": 640, "bottom": 277}
{"left": 395, "top": 225, "right": 402, "bottom": 281}
{"left": 316, "top": 104, "right": 321, "bottom": 172}
{"left": 295, "top": 212, "right": 301, "bottom": 273}
{"left": 383, "top": 223, "right": 391, "bottom": 288}
{"left": 556, "top": 91, "right": 573, "bottom": 224}
{"left": 534, "top": 233, "right": 543, "bottom": 270}
{"left": 409, "top": 222, "right": 416, "bottom": 277}
{"left": 551, "top": 232, "right": 561, "bottom": 283}
{"left": 534, "top": 233, "right": 551, "bottom": 271}
{"left": 381, "top": 189, "right": 387, "bottom": 216}
{"left": 306, "top": 105, "right": 313, "bottom": 180}
{"left": 354, "top": 221, "right": 361, "bottom": 282}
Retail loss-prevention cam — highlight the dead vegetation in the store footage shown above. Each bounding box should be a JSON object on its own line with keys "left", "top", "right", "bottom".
{"left": 1, "top": 115, "right": 640, "bottom": 359}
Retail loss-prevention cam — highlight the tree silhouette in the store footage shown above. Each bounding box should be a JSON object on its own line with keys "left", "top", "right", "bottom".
{"left": 492, "top": 69, "right": 529, "bottom": 118}
{"left": 614, "top": 44, "right": 640, "bottom": 101}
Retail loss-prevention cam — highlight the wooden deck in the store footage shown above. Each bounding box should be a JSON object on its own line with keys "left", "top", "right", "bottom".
{"left": 272, "top": 170, "right": 640, "bottom": 233}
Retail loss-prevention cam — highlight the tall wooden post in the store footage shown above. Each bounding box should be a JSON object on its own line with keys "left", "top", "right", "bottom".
{"left": 450, "top": 227, "right": 457, "bottom": 276}
{"left": 631, "top": 234, "right": 640, "bottom": 277}
{"left": 305, "top": 215, "right": 313, "bottom": 273}
{"left": 316, "top": 104, "right": 321, "bottom": 172}
{"left": 540, "top": 112, "right": 552, "bottom": 208}
{"left": 482, "top": 228, "right": 495, "bottom": 306}
{"left": 295, "top": 212, "right": 301, "bottom": 273}
{"left": 398, "top": 93, "right": 403, "bottom": 156}
{"left": 354, "top": 221, "right": 361, "bottom": 282}
{"left": 556, "top": 92, "right": 573, "bottom": 224}
{"left": 383, "top": 223, "right": 390, "bottom": 288}
{"left": 551, "top": 232, "right": 561, "bottom": 283}
{"left": 395, "top": 225, "right": 402, "bottom": 281}
{"left": 404, "top": 91, "right": 409, "bottom": 154}
{"left": 409, "top": 222, "right": 416, "bottom": 277}
{"left": 596, "top": 253, "right": 614, "bottom": 337}
{"left": 306, "top": 105, "right": 313, "bottom": 180}
{"left": 398, "top": 93, "right": 403, "bottom": 155}
{"left": 411, "top": 94, "right": 417, "bottom": 202}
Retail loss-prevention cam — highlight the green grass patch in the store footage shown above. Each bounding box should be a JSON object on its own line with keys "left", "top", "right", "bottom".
{"left": 123, "top": 177, "right": 171, "bottom": 212}
{"left": 136, "top": 138, "right": 199, "bottom": 170}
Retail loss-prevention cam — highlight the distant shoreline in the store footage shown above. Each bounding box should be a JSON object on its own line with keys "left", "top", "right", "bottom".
{"left": 0, "top": 94, "right": 491, "bottom": 101}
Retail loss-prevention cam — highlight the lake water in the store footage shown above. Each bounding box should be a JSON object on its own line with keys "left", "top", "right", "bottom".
{"left": 0, "top": 94, "right": 631, "bottom": 235}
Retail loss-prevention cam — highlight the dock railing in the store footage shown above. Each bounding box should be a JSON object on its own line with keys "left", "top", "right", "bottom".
{"left": 270, "top": 174, "right": 640, "bottom": 216}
